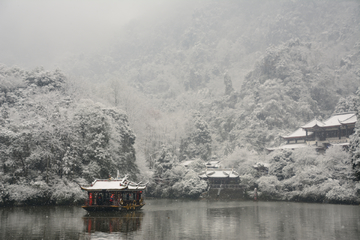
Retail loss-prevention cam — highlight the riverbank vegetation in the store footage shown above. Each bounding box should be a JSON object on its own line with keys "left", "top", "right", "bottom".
{"left": 1, "top": 0, "right": 360, "bottom": 206}
{"left": 239, "top": 146, "right": 360, "bottom": 204}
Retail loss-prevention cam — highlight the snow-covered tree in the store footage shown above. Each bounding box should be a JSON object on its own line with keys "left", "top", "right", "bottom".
{"left": 179, "top": 112, "right": 212, "bottom": 161}
{"left": 350, "top": 88, "right": 360, "bottom": 180}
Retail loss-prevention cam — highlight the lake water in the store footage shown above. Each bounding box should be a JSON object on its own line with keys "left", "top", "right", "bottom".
{"left": 1, "top": 199, "right": 360, "bottom": 240}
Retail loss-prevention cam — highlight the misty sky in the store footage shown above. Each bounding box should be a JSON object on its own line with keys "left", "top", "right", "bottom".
{"left": 0, "top": 0, "right": 183, "bottom": 69}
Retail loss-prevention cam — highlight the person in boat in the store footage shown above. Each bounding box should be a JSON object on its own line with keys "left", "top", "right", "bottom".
{"left": 98, "top": 193, "right": 103, "bottom": 205}
{"left": 110, "top": 194, "right": 115, "bottom": 205}
{"left": 89, "top": 192, "right": 93, "bottom": 206}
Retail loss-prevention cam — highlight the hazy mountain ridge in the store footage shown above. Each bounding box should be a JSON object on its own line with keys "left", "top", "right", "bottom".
{"left": 63, "top": 0, "right": 360, "bottom": 94}
{"left": 59, "top": 0, "right": 360, "bottom": 157}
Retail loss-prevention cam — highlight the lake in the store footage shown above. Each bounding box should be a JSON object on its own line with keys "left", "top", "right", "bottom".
{"left": 0, "top": 199, "right": 359, "bottom": 240}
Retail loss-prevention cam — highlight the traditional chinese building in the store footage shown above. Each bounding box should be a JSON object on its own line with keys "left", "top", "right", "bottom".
{"left": 205, "top": 160, "right": 221, "bottom": 168}
{"left": 199, "top": 168, "right": 240, "bottom": 188}
{"left": 199, "top": 168, "right": 244, "bottom": 199}
{"left": 267, "top": 112, "right": 357, "bottom": 152}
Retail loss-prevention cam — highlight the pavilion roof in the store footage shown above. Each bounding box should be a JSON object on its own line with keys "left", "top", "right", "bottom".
{"left": 301, "top": 112, "right": 357, "bottom": 129}
{"left": 199, "top": 169, "right": 239, "bottom": 179}
{"left": 301, "top": 119, "right": 325, "bottom": 129}
{"left": 322, "top": 112, "right": 356, "bottom": 127}
{"left": 339, "top": 114, "right": 357, "bottom": 125}
{"left": 205, "top": 160, "right": 221, "bottom": 168}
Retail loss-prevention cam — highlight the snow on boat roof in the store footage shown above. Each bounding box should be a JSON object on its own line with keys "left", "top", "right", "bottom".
{"left": 81, "top": 179, "right": 146, "bottom": 191}
{"left": 128, "top": 185, "right": 147, "bottom": 190}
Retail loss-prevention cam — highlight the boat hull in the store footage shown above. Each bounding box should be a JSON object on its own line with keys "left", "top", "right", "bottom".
{"left": 82, "top": 205, "right": 121, "bottom": 212}
{"left": 82, "top": 203, "right": 145, "bottom": 212}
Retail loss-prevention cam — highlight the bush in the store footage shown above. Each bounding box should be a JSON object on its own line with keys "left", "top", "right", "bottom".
{"left": 50, "top": 179, "right": 87, "bottom": 205}
{"left": 172, "top": 170, "right": 208, "bottom": 198}
{"left": 256, "top": 176, "right": 283, "bottom": 200}
{"left": 325, "top": 182, "right": 359, "bottom": 204}
{"left": 0, "top": 179, "right": 87, "bottom": 206}
{"left": 2, "top": 182, "right": 51, "bottom": 206}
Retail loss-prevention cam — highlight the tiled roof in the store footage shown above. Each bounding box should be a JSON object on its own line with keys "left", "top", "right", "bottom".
{"left": 205, "top": 160, "right": 221, "bottom": 168}
{"left": 323, "top": 112, "right": 356, "bottom": 127}
{"left": 339, "top": 114, "right": 357, "bottom": 125}
{"left": 301, "top": 112, "right": 357, "bottom": 129}
{"left": 199, "top": 169, "right": 239, "bottom": 179}
{"left": 301, "top": 119, "right": 325, "bottom": 129}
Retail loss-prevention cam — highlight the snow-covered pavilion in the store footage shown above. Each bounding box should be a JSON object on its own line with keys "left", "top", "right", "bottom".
{"left": 199, "top": 168, "right": 240, "bottom": 189}
{"left": 267, "top": 112, "right": 357, "bottom": 152}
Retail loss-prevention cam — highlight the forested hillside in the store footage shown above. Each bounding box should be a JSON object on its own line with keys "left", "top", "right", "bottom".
{"left": 61, "top": 0, "right": 360, "bottom": 156}
{"left": 0, "top": 65, "right": 139, "bottom": 205}
{"left": 1, "top": 0, "right": 360, "bottom": 204}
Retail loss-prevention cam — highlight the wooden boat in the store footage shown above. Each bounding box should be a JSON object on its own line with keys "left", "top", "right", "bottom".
{"left": 80, "top": 176, "right": 147, "bottom": 212}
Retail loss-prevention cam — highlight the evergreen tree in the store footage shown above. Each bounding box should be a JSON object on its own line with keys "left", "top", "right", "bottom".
{"left": 179, "top": 112, "right": 212, "bottom": 161}
{"left": 349, "top": 88, "right": 360, "bottom": 180}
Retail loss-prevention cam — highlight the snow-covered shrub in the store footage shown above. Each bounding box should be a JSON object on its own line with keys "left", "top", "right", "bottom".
{"left": 171, "top": 170, "right": 208, "bottom": 198}
{"left": 222, "top": 147, "right": 258, "bottom": 175}
{"left": 50, "top": 179, "right": 86, "bottom": 205}
{"left": 268, "top": 150, "right": 293, "bottom": 180}
{"left": 4, "top": 182, "right": 51, "bottom": 206}
{"left": 257, "top": 175, "right": 283, "bottom": 200}
{"left": 148, "top": 144, "right": 208, "bottom": 199}
{"left": 320, "top": 146, "right": 353, "bottom": 181}
{"left": 298, "top": 185, "right": 324, "bottom": 202}
{"left": 296, "top": 179, "right": 340, "bottom": 203}
{"left": 187, "top": 158, "right": 206, "bottom": 173}
{"left": 240, "top": 173, "right": 257, "bottom": 189}
{"left": 325, "top": 182, "right": 359, "bottom": 204}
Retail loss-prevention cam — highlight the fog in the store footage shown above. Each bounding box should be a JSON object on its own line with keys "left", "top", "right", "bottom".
{"left": 0, "top": 0, "right": 191, "bottom": 69}
{"left": 1, "top": 0, "right": 360, "bottom": 218}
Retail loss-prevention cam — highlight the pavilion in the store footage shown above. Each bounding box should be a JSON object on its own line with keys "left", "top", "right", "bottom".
{"left": 267, "top": 112, "right": 357, "bottom": 152}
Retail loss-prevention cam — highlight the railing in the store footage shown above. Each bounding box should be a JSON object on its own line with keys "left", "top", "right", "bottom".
{"left": 84, "top": 199, "right": 143, "bottom": 207}
{"left": 307, "top": 138, "right": 349, "bottom": 147}
{"left": 209, "top": 184, "right": 241, "bottom": 189}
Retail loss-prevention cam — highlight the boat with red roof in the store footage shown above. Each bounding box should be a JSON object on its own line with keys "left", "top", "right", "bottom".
{"left": 80, "top": 175, "right": 147, "bottom": 212}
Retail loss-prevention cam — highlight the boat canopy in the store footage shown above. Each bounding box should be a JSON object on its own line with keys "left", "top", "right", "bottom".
{"left": 81, "top": 177, "right": 146, "bottom": 192}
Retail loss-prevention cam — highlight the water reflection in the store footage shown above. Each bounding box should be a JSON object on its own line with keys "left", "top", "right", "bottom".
{"left": 83, "top": 211, "right": 143, "bottom": 233}
{"left": 1, "top": 200, "right": 360, "bottom": 240}
{"left": 0, "top": 206, "right": 84, "bottom": 239}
